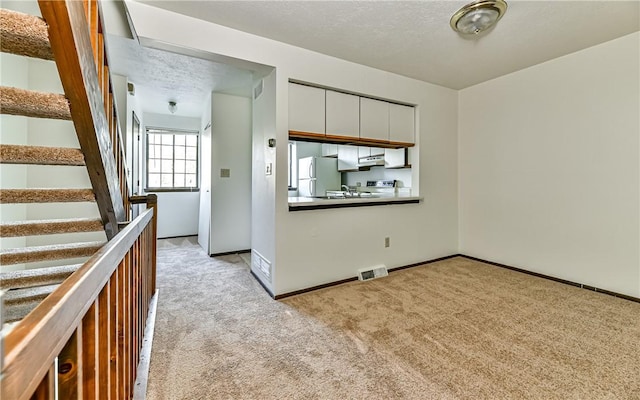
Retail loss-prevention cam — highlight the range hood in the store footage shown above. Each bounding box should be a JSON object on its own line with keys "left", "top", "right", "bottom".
{"left": 358, "top": 155, "right": 385, "bottom": 167}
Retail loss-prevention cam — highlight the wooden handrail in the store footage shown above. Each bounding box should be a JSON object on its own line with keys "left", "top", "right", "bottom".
{"left": 1, "top": 201, "right": 157, "bottom": 399}
{"left": 38, "top": 0, "right": 125, "bottom": 239}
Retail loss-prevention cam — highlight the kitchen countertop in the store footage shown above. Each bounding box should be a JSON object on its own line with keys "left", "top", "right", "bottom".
{"left": 288, "top": 194, "right": 422, "bottom": 211}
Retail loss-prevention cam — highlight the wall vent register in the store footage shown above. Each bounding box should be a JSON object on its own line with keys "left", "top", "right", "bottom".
{"left": 358, "top": 265, "right": 389, "bottom": 281}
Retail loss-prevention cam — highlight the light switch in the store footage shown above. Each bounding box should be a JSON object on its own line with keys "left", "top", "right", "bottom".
{"left": 220, "top": 168, "right": 230, "bottom": 178}
{"left": 265, "top": 163, "right": 272, "bottom": 175}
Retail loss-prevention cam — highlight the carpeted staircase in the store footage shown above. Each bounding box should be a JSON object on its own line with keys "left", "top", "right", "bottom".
{"left": 0, "top": 7, "right": 106, "bottom": 323}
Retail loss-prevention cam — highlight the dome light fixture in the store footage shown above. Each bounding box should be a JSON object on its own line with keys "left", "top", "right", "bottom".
{"left": 450, "top": 0, "right": 508, "bottom": 35}
{"left": 168, "top": 101, "right": 177, "bottom": 114}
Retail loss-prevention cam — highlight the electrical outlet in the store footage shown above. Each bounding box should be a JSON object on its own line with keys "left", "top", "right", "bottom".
{"left": 384, "top": 237, "right": 390, "bottom": 248}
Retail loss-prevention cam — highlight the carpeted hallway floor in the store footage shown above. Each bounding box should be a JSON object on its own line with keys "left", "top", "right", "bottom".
{"left": 146, "top": 237, "right": 640, "bottom": 399}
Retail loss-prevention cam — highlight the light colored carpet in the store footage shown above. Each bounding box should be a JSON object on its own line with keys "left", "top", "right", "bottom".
{"left": 147, "top": 237, "right": 640, "bottom": 399}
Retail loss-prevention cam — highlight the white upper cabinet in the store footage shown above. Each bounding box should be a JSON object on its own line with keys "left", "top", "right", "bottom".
{"left": 389, "top": 103, "right": 415, "bottom": 144}
{"left": 337, "top": 145, "right": 359, "bottom": 171}
{"left": 322, "top": 143, "right": 338, "bottom": 157}
{"left": 325, "top": 90, "right": 359, "bottom": 139}
{"left": 360, "top": 97, "right": 389, "bottom": 142}
{"left": 289, "top": 83, "right": 325, "bottom": 135}
{"left": 358, "top": 146, "right": 385, "bottom": 158}
{"left": 384, "top": 148, "right": 407, "bottom": 168}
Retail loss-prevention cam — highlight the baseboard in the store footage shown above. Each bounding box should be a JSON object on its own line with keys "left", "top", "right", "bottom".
{"left": 210, "top": 249, "right": 251, "bottom": 257}
{"left": 251, "top": 270, "right": 275, "bottom": 299}
{"left": 274, "top": 276, "right": 358, "bottom": 300}
{"left": 260, "top": 253, "right": 640, "bottom": 305}
{"left": 387, "top": 254, "right": 460, "bottom": 273}
{"left": 460, "top": 255, "right": 640, "bottom": 304}
{"left": 273, "top": 254, "right": 460, "bottom": 300}
{"left": 158, "top": 234, "right": 197, "bottom": 240}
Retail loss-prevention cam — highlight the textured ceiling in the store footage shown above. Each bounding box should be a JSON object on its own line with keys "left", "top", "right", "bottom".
{"left": 107, "top": 36, "right": 253, "bottom": 117}
{"left": 107, "top": 0, "right": 639, "bottom": 117}
{"left": 136, "top": 0, "right": 640, "bottom": 90}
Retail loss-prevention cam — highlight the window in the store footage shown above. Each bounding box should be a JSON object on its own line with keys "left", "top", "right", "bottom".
{"left": 146, "top": 128, "right": 199, "bottom": 191}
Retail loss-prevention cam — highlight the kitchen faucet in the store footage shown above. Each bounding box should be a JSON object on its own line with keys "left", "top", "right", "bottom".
{"left": 342, "top": 185, "right": 355, "bottom": 196}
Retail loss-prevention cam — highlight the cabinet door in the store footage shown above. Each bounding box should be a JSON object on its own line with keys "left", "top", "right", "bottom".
{"left": 289, "top": 83, "right": 325, "bottom": 135}
{"left": 326, "top": 90, "right": 359, "bottom": 138}
{"left": 358, "top": 146, "right": 370, "bottom": 159}
{"left": 360, "top": 97, "right": 389, "bottom": 142}
{"left": 337, "top": 145, "right": 359, "bottom": 171}
{"left": 358, "top": 146, "right": 385, "bottom": 158}
{"left": 389, "top": 103, "right": 415, "bottom": 144}
{"left": 322, "top": 143, "right": 338, "bottom": 157}
{"left": 384, "top": 148, "right": 406, "bottom": 168}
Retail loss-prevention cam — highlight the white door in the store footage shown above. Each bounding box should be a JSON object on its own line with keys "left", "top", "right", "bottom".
{"left": 198, "top": 127, "right": 212, "bottom": 254}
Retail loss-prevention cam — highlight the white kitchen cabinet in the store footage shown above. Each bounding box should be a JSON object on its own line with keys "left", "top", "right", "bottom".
{"left": 288, "top": 83, "right": 325, "bottom": 135}
{"left": 389, "top": 103, "right": 415, "bottom": 144}
{"left": 326, "top": 90, "right": 359, "bottom": 139}
{"left": 322, "top": 143, "right": 338, "bottom": 157}
{"left": 358, "top": 146, "right": 385, "bottom": 158}
{"left": 337, "top": 145, "right": 359, "bottom": 171}
{"left": 384, "top": 148, "right": 408, "bottom": 168}
{"left": 360, "top": 97, "right": 389, "bottom": 142}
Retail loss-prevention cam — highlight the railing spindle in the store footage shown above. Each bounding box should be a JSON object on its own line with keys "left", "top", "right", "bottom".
{"left": 81, "top": 301, "right": 98, "bottom": 399}
{"left": 97, "top": 282, "right": 110, "bottom": 400}
{"left": 109, "top": 270, "right": 119, "bottom": 400}
{"left": 58, "top": 328, "right": 83, "bottom": 399}
{"left": 29, "top": 365, "right": 55, "bottom": 400}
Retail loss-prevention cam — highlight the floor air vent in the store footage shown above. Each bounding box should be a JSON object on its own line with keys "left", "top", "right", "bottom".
{"left": 358, "top": 265, "right": 388, "bottom": 281}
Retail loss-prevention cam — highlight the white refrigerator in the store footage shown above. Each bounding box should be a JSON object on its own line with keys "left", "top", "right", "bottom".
{"left": 298, "top": 156, "right": 341, "bottom": 197}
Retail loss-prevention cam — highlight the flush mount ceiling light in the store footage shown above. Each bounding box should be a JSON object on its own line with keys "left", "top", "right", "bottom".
{"left": 168, "top": 101, "right": 177, "bottom": 114}
{"left": 450, "top": 0, "right": 507, "bottom": 35}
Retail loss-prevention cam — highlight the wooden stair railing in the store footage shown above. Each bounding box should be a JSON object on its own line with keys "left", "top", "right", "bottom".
{"left": 36, "top": 0, "right": 128, "bottom": 239}
{"left": 1, "top": 195, "right": 158, "bottom": 400}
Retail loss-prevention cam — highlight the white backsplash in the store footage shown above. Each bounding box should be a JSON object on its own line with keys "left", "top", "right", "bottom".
{"left": 343, "top": 167, "right": 412, "bottom": 189}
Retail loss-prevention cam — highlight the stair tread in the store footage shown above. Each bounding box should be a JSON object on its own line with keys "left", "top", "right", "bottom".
{"left": 3, "top": 302, "right": 38, "bottom": 324}
{"left": 0, "top": 217, "right": 103, "bottom": 237}
{"left": 0, "top": 188, "right": 96, "bottom": 203}
{"left": 0, "top": 86, "right": 71, "bottom": 120}
{"left": 4, "top": 284, "right": 59, "bottom": 305}
{"left": 0, "top": 144, "right": 85, "bottom": 166}
{"left": 0, "top": 8, "right": 54, "bottom": 60}
{"left": 0, "top": 241, "right": 105, "bottom": 265}
{"left": 0, "top": 264, "right": 81, "bottom": 290}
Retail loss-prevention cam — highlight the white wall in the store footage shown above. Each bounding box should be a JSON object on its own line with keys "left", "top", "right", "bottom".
{"left": 26, "top": 59, "right": 106, "bottom": 267}
{"left": 127, "top": 2, "right": 459, "bottom": 295}
{"left": 143, "top": 112, "right": 201, "bottom": 238}
{"left": 251, "top": 72, "right": 277, "bottom": 292}
{"left": 0, "top": 52, "right": 29, "bottom": 270}
{"left": 459, "top": 32, "right": 640, "bottom": 298}
{"left": 209, "top": 92, "right": 252, "bottom": 254}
